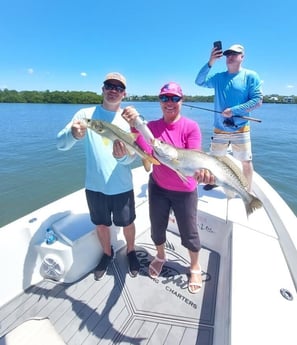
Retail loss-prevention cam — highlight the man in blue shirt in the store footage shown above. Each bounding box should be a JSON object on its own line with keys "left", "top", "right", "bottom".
{"left": 195, "top": 44, "right": 263, "bottom": 192}
{"left": 57, "top": 72, "right": 140, "bottom": 280}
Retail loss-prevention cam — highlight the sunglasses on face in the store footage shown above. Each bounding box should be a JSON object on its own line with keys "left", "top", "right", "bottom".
{"left": 159, "top": 95, "right": 182, "bottom": 103}
{"left": 225, "top": 53, "right": 242, "bottom": 57}
{"left": 104, "top": 82, "right": 125, "bottom": 92}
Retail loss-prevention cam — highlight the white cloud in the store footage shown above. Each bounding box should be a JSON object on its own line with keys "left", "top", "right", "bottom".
{"left": 80, "top": 72, "right": 87, "bottom": 77}
{"left": 286, "top": 84, "right": 294, "bottom": 89}
{"left": 27, "top": 68, "right": 34, "bottom": 74}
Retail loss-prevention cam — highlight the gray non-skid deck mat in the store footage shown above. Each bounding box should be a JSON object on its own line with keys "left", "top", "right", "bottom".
{"left": 111, "top": 228, "right": 220, "bottom": 344}
{"left": 0, "top": 229, "right": 219, "bottom": 345}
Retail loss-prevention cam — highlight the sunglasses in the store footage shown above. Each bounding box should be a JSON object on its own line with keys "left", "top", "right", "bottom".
{"left": 225, "top": 52, "right": 242, "bottom": 57}
{"left": 159, "top": 95, "right": 182, "bottom": 103}
{"left": 104, "top": 82, "right": 125, "bottom": 92}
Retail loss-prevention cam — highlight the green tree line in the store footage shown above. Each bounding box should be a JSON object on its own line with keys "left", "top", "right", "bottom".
{"left": 0, "top": 89, "right": 103, "bottom": 104}
{"left": 0, "top": 89, "right": 295, "bottom": 104}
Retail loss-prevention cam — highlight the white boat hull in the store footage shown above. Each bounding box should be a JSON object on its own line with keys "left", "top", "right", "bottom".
{"left": 0, "top": 166, "right": 296, "bottom": 345}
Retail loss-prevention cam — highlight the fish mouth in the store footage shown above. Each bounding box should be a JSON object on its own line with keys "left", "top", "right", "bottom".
{"left": 151, "top": 140, "right": 170, "bottom": 159}
{"left": 152, "top": 139, "right": 162, "bottom": 152}
{"left": 152, "top": 138, "right": 161, "bottom": 146}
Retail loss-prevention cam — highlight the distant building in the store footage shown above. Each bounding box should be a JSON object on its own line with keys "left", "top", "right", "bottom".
{"left": 269, "top": 96, "right": 279, "bottom": 102}
{"left": 283, "top": 96, "right": 294, "bottom": 103}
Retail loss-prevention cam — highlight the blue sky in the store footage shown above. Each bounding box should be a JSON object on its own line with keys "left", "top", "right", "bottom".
{"left": 1, "top": 0, "right": 296, "bottom": 96}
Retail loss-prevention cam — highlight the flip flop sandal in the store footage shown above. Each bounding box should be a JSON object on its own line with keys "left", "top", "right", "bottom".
{"left": 149, "top": 256, "right": 166, "bottom": 278}
{"left": 188, "top": 266, "right": 203, "bottom": 294}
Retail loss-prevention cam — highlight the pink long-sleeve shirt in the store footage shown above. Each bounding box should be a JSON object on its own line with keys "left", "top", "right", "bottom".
{"left": 134, "top": 116, "right": 202, "bottom": 192}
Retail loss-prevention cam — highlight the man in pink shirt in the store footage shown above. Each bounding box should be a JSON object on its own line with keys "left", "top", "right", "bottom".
{"left": 116, "top": 82, "right": 214, "bottom": 293}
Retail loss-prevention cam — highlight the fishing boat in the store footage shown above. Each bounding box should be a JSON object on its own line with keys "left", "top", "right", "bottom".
{"left": 0, "top": 164, "right": 296, "bottom": 345}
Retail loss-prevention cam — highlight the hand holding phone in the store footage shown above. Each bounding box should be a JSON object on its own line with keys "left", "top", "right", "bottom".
{"left": 213, "top": 41, "right": 222, "bottom": 51}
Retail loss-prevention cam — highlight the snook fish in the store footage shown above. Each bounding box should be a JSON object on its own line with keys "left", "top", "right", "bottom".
{"left": 152, "top": 139, "right": 262, "bottom": 216}
{"left": 85, "top": 119, "right": 160, "bottom": 169}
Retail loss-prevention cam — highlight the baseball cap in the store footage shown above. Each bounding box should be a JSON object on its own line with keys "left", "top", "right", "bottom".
{"left": 104, "top": 72, "right": 126, "bottom": 88}
{"left": 159, "top": 82, "right": 183, "bottom": 97}
{"left": 223, "top": 44, "right": 245, "bottom": 56}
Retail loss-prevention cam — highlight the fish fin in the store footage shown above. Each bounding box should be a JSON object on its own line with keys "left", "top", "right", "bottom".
{"left": 142, "top": 159, "right": 152, "bottom": 172}
{"left": 125, "top": 147, "right": 159, "bottom": 165}
{"left": 245, "top": 194, "right": 263, "bottom": 216}
{"left": 216, "top": 156, "right": 248, "bottom": 188}
{"left": 143, "top": 153, "right": 160, "bottom": 165}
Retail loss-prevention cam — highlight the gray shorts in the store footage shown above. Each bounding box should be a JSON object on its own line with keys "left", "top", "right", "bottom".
{"left": 85, "top": 189, "right": 136, "bottom": 227}
{"left": 210, "top": 131, "right": 252, "bottom": 161}
{"left": 148, "top": 175, "right": 201, "bottom": 252}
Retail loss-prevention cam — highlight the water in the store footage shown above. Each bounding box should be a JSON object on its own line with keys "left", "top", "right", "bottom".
{"left": 0, "top": 102, "right": 296, "bottom": 227}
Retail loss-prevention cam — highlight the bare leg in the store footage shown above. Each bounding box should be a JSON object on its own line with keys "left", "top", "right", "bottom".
{"left": 189, "top": 250, "right": 200, "bottom": 271}
{"left": 188, "top": 250, "right": 202, "bottom": 293}
{"left": 124, "top": 222, "right": 140, "bottom": 277}
{"left": 94, "top": 224, "right": 114, "bottom": 280}
{"left": 149, "top": 243, "right": 166, "bottom": 277}
{"left": 155, "top": 244, "right": 166, "bottom": 260}
{"left": 123, "top": 222, "right": 136, "bottom": 254}
{"left": 96, "top": 224, "right": 112, "bottom": 255}
{"left": 242, "top": 160, "right": 253, "bottom": 193}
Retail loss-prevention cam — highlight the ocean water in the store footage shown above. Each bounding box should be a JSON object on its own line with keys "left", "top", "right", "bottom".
{"left": 0, "top": 102, "right": 296, "bottom": 227}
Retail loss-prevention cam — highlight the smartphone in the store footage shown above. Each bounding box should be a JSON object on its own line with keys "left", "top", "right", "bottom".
{"left": 213, "top": 41, "right": 222, "bottom": 51}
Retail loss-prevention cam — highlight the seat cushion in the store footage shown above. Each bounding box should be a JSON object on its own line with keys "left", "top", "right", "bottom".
{"left": 0, "top": 318, "right": 65, "bottom": 345}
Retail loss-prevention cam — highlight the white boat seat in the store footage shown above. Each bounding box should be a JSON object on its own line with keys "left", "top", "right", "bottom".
{"left": 0, "top": 317, "right": 65, "bottom": 345}
{"left": 52, "top": 212, "right": 95, "bottom": 245}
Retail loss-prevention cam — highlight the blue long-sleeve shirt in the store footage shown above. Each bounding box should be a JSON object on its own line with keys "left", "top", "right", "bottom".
{"left": 195, "top": 63, "right": 263, "bottom": 132}
{"left": 56, "top": 105, "right": 136, "bottom": 195}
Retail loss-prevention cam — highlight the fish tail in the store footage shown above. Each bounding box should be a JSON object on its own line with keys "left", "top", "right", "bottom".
{"left": 245, "top": 194, "right": 263, "bottom": 216}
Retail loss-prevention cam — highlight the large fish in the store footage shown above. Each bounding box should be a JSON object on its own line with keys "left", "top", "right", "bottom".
{"left": 85, "top": 119, "right": 160, "bottom": 169}
{"left": 152, "top": 139, "right": 262, "bottom": 216}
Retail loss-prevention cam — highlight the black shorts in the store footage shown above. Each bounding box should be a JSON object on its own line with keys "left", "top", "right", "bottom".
{"left": 148, "top": 175, "right": 201, "bottom": 252}
{"left": 85, "top": 189, "right": 136, "bottom": 227}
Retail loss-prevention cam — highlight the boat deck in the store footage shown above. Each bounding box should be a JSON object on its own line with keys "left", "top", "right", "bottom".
{"left": 1, "top": 165, "right": 297, "bottom": 344}
{"left": 0, "top": 228, "right": 220, "bottom": 345}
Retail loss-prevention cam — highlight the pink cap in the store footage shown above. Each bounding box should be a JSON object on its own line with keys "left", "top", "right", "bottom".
{"left": 159, "top": 82, "right": 183, "bottom": 97}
